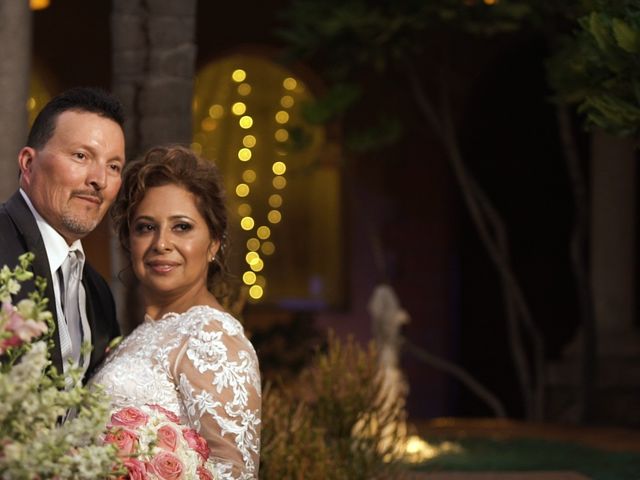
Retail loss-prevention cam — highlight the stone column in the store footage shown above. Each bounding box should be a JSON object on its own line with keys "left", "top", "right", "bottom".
{"left": 111, "top": 0, "right": 197, "bottom": 332}
{"left": 547, "top": 130, "right": 640, "bottom": 426}
{"left": 0, "top": 2, "right": 31, "bottom": 201}
{"left": 111, "top": 0, "right": 196, "bottom": 158}
{"left": 588, "top": 130, "right": 640, "bottom": 425}
{"left": 590, "top": 130, "right": 638, "bottom": 353}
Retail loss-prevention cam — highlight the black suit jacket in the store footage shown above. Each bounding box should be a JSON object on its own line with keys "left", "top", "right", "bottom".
{"left": 0, "top": 191, "right": 120, "bottom": 379}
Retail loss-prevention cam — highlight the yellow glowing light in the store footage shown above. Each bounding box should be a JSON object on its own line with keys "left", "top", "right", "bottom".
{"left": 238, "top": 83, "right": 252, "bottom": 96}
{"left": 250, "top": 259, "right": 264, "bottom": 272}
{"left": 30, "top": 0, "right": 50, "bottom": 10}
{"left": 240, "top": 216, "right": 255, "bottom": 230}
{"left": 26, "top": 97, "right": 36, "bottom": 110}
{"left": 483, "top": 0, "right": 497, "bottom": 4}
{"left": 190, "top": 142, "right": 202, "bottom": 155}
{"left": 272, "top": 161, "right": 287, "bottom": 175}
{"left": 280, "top": 95, "right": 294, "bottom": 108}
{"left": 232, "top": 69, "right": 247, "bottom": 82}
{"left": 243, "top": 135, "right": 256, "bottom": 148}
{"left": 242, "top": 169, "right": 257, "bottom": 183}
{"left": 238, "top": 203, "right": 252, "bottom": 217}
{"left": 235, "top": 183, "right": 250, "bottom": 197}
{"left": 268, "top": 194, "right": 283, "bottom": 208}
{"left": 272, "top": 176, "right": 287, "bottom": 190}
{"left": 238, "top": 148, "right": 252, "bottom": 161}
{"left": 249, "top": 285, "right": 263, "bottom": 299}
{"left": 275, "top": 111, "right": 290, "bottom": 124}
{"left": 243, "top": 271, "right": 257, "bottom": 285}
{"left": 245, "top": 251, "right": 260, "bottom": 266}
{"left": 193, "top": 97, "right": 200, "bottom": 111}
{"left": 283, "top": 77, "right": 298, "bottom": 91}
{"left": 261, "top": 241, "right": 275, "bottom": 255}
{"left": 257, "top": 226, "right": 271, "bottom": 240}
{"left": 232, "top": 102, "right": 247, "bottom": 115}
{"left": 246, "top": 238, "right": 260, "bottom": 251}
{"left": 267, "top": 210, "right": 282, "bottom": 224}
{"left": 402, "top": 436, "right": 462, "bottom": 464}
{"left": 274, "top": 128, "right": 289, "bottom": 142}
{"left": 201, "top": 118, "right": 217, "bottom": 132}
{"left": 239, "top": 116, "right": 253, "bottom": 129}
{"left": 208, "top": 104, "right": 224, "bottom": 119}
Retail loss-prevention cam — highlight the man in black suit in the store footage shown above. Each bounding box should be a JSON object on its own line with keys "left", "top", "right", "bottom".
{"left": 0, "top": 87, "right": 125, "bottom": 380}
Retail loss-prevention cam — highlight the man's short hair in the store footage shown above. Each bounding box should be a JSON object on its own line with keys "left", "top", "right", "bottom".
{"left": 27, "top": 87, "right": 125, "bottom": 149}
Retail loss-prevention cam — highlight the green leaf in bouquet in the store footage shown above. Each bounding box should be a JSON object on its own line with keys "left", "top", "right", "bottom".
{"left": 0, "top": 254, "right": 122, "bottom": 479}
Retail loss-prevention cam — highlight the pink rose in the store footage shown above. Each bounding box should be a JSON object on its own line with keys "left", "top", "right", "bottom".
{"left": 4, "top": 303, "right": 46, "bottom": 341}
{"left": 111, "top": 407, "right": 149, "bottom": 429}
{"left": 150, "top": 452, "right": 184, "bottom": 480}
{"left": 104, "top": 428, "right": 139, "bottom": 457}
{"left": 122, "top": 458, "right": 148, "bottom": 480}
{"left": 157, "top": 425, "right": 178, "bottom": 452}
{"left": 13, "top": 318, "right": 48, "bottom": 342}
{"left": 148, "top": 404, "right": 181, "bottom": 423}
{"left": 0, "top": 334, "right": 22, "bottom": 354}
{"left": 182, "top": 428, "right": 209, "bottom": 462}
{"left": 197, "top": 466, "right": 214, "bottom": 480}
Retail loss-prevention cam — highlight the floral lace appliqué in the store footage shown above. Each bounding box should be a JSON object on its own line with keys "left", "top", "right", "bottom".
{"left": 91, "top": 305, "right": 261, "bottom": 480}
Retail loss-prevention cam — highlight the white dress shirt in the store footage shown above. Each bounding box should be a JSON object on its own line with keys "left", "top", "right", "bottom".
{"left": 19, "top": 189, "right": 92, "bottom": 373}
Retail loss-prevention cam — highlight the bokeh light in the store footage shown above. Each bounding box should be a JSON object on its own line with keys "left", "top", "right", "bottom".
{"left": 243, "top": 135, "right": 257, "bottom": 148}
{"left": 268, "top": 194, "right": 283, "bottom": 208}
{"left": 240, "top": 216, "right": 255, "bottom": 231}
{"left": 239, "top": 116, "right": 253, "bottom": 129}
{"left": 257, "top": 226, "right": 271, "bottom": 240}
{"left": 268, "top": 210, "right": 282, "bottom": 224}
{"left": 235, "top": 183, "right": 250, "bottom": 197}
{"left": 238, "top": 148, "right": 252, "bottom": 161}
{"left": 232, "top": 69, "right": 247, "bottom": 82}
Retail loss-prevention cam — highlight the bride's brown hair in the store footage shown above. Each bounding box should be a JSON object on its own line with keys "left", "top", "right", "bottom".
{"left": 111, "top": 145, "right": 229, "bottom": 296}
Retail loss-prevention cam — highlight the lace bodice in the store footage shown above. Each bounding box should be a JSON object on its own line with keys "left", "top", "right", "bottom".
{"left": 91, "top": 305, "right": 261, "bottom": 479}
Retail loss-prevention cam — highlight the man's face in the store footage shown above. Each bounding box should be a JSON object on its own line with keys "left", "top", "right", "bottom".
{"left": 19, "top": 110, "right": 125, "bottom": 244}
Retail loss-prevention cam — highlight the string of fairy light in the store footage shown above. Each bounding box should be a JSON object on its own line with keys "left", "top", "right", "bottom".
{"left": 224, "top": 68, "right": 299, "bottom": 301}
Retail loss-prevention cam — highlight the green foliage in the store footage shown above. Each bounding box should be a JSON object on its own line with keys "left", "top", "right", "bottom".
{"left": 301, "top": 83, "right": 362, "bottom": 124}
{"left": 547, "top": 0, "right": 640, "bottom": 137}
{"left": 0, "top": 253, "right": 121, "bottom": 479}
{"left": 0, "top": 253, "right": 53, "bottom": 373}
{"left": 278, "top": 0, "right": 535, "bottom": 154}
{"left": 279, "top": 0, "right": 533, "bottom": 74}
{"left": 345, "top": 115, "right": 403, "bottom": 153}
{"left": 259, "top": 334, "right": 407, "bottom": 480}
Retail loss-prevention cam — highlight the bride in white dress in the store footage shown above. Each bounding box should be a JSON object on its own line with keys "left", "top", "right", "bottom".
{"left": 91, "top": 145, "right": 261, "bottom": 480}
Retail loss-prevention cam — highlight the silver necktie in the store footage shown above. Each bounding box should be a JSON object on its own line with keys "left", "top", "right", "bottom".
{"left": 59, "top": 250, "right": 83, "bottom": 365}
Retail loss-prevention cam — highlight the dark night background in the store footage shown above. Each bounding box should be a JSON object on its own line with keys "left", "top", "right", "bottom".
{"left": 30, "top": 0, "right": 638, "bottom": 425}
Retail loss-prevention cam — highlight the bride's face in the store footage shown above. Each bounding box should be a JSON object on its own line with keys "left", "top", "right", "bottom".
{"left": 129, "top": 183, "right": 219, "bottom": 300}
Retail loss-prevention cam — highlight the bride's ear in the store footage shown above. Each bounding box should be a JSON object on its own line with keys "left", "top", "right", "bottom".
{"left": 208, "top": 239, "right": 220, "bottom": 262}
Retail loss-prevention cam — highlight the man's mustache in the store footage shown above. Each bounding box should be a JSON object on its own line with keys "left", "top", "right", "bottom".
{"left": 71, "top": 190, "right": 104, "bottom": 204}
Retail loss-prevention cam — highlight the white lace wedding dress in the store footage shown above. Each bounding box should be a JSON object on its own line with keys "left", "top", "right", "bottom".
{"left": 91, "top": 305, "right": 261, "bottom": 480}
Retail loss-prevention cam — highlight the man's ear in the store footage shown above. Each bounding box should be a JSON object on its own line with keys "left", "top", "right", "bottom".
{"left": 17, "top": 147, "right": 36, "bottom": 187}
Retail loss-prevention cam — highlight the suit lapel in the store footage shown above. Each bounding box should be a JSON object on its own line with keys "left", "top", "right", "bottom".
{"left": 83, "top": 273, "right": 99, "bottom": 371}
{"left": 4, "top": 192, "right": 63, "bottom": 373}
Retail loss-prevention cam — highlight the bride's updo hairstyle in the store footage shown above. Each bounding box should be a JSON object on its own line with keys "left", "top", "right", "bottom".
{"left": 112, "top": 145, "right": 229, "bottom": 294}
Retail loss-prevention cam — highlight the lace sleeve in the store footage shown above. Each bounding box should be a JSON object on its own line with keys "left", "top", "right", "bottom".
{"left": 172, "top": 313, "right": 261, "bottom": 480}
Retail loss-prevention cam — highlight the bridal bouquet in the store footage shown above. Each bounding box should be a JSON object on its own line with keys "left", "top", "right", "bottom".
{"left": 0, "top": 253, "right": 121, "bottom": 479}
{"left": 105, "top": 404, "right": 218, "bottom": 480}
